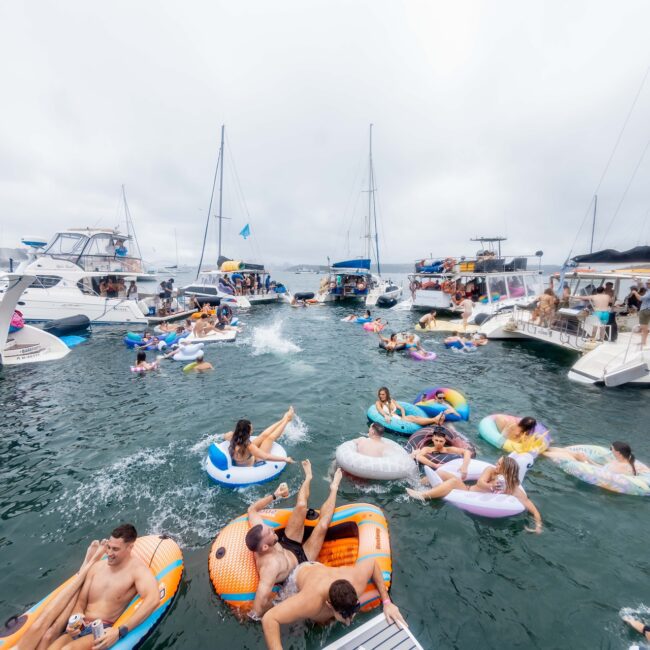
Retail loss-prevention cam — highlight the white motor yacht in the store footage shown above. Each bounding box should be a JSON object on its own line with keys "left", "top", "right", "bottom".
{"left": 1, "top": 274, "right": 70, "bottom": 365}
{"left": 406, "top": 237, "right": 543, "bottom": 322}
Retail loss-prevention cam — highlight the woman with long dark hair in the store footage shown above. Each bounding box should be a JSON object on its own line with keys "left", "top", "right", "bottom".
{"left": 544, "top": 441, "right": 647, "bottom": 476}
{"left": 224, "top": 408, "right": 295, "bottom": 467}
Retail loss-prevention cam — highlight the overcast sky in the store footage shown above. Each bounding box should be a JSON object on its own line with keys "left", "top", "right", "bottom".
{"left": 1, "top": 1, "right": 649, "bottom": 267}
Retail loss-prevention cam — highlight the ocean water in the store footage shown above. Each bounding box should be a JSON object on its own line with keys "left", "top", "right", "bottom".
{"left": 1, "top": 272, "right": 649, "bottom": 649}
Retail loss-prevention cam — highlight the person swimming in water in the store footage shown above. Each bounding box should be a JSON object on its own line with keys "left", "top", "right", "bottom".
{"left": 134, "top": 351, "right": 158, "bottom": 371}
{"left": 223, "top": 409, "right": 296, "bottom": 467}
{"left": 245, "top": 462, "right": 343, "bottom": 620}
{"left": 342, "top": 309, "right": 371, "bottom": 322}
{"left": 375, "top": 387, "right": 445, "bottom": 426}
{"left": 377, "top": 332, "right": 404, "bottom": 352}
{"left": 406, "top": 456, "right": 543, "bottom": 533}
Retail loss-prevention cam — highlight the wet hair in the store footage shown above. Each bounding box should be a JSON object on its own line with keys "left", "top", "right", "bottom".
{"left": 136, "top": 351, "right": 146, "bottom": 363}
{"left": 596, "top": 286, "right": 605, "bottom": 294}
{"left": 364, "top": 310, "right": 371, "bottom": 318}
{"left": 612, "top": 441, "right": 636, "bottom": 475}
{"left": 390, "top": 333, "right": 397, "bottom": 341}
{"left": 518, "top": 417, "right": 537, "bottom": 434}
{"left": 229, "top": 419, "right": 253, "bottom": 457}
{"left": 369, "top": 423, "right": 385, "bottom": 436}
{"left": 377, "top": 386, "right": 391, "bottom": 402}
{"left": 498, "top": 457, "right": 521, "bottom": 493}
{"left": 245, "top": 524, "right": 264, "bottom": 552}
{"left": 111, "top": 523, "right": 137, "bottom": 543}
{"left": 432, "top": 430, "right": 447, "bottom": 441}
{"left": 201, "top": 313, "right": 208, "bottom": 319}
{"left": 328, "top": 579, "right": 359, "bottom": 616}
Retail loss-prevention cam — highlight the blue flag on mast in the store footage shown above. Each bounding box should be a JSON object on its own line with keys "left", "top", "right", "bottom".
{"left": 239, "top": 224, "right": 251, "bottom": 239}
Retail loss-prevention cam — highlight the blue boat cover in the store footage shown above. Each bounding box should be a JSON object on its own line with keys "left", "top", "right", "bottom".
{"left": 332, "top": 258, "right": 371, "bottom": 270}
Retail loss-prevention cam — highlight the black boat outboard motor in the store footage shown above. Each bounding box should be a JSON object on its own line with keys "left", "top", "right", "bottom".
{"left": 293, "top": 292, "right": 315, "bottom": 301}
{"left": 376, "top": 295, "right": 397, "bottom": 309}
{"left": 42, "top": 314, "right": 91, "bottom": 337}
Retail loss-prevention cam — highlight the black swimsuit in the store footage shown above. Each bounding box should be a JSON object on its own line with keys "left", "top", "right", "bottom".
{"left": 277, "top": 530, "right": 308, "bottom": 564}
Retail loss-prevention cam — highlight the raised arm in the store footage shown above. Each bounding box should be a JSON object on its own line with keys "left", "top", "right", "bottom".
{"left": 248, "top": 483, "right": 289, "bottom": 528}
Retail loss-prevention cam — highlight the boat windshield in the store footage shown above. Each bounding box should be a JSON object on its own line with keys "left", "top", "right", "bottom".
{"left": 44, "top": 233, "right": 86, "bottom": 256}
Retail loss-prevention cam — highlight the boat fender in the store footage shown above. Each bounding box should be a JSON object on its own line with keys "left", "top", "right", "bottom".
{"left": 294, "top": 291, "right": 315, "bottom": 301}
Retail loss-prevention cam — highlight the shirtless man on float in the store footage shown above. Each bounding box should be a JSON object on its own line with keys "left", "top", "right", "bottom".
{"left": 245, "top": 461, "right": 343, "bottom": 620}
{"left": 261, "top": 558, "right": 406, "bottom": 650}
{"left": 18, "top": 524, "right": 158, "bottom": 650}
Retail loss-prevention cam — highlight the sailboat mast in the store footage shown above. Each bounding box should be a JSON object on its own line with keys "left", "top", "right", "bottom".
{"left": 367, "top": 125, "right": 372, "bottom": 262}
{"left": 217, "top": 125, "right": 225, "bottom": 261}
{"left": 122, "top": 185, "right": 143, "bottom": 260}
{"left": 174, "top": 228, "right": 179, "bottom": 268}
{"left": 590, "top": 194, "right": 597, "bottom": 253}
{"left": 369, "top": 124, "right": 381, "bottom": 276}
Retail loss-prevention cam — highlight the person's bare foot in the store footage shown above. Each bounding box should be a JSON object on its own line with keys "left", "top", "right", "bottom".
{"left": 301, "top": 459, "right": 312, "bottom": 481}
{"left": 406, "top": 488, "right": 427, "bottom": 501}
{"left": 286, "top": 406, "right": 295, "bottom": 421}
{"left": 330, "top": 468, "right": 342, "bottom": 490}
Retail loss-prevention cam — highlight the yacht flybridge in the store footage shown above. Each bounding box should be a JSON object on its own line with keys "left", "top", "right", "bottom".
{"left": 318, "top": 125, "right": 402, "bottom": 307}
{"left": 406, "top": 237, "right": 544, "bottom": 321}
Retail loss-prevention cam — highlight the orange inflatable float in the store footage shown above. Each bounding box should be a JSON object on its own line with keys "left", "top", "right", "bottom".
{"left": 208, "top": 503, "right": 391, "bottom": 613}
{"left": 0, "top": 535, "right": 183, "bottom": 649}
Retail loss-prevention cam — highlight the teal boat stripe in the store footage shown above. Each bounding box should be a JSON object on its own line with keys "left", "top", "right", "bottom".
{"left": 356, "top": 552, "right": 391, "bottom": 563}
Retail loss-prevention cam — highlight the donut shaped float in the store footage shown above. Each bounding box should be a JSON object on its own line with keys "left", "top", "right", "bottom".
{"left": 424, "top": 452, "right": 536, "bottom": 518}
{"left": 414, "top": 387, "right": 470, "bottom": 422}
{"left": 0, "top": 535, "right": 183, "bottom": 649}
{"left": 335, "top": 439, "right": 415, "bottom": 480}
{"left": 478, "top": 414, "right": 551, "bottom": 454}
{"left": 549, "top": 445, "right": 650, "bottom": 496}
{"left": 367, "top": 401, "right": 428, "bottom": 436}
{"left": 130, "top": 362, "right": 159, "bottom": 373}
{"left": 205, "top": 440, "right": 287, "bottom": 487}
{"left": 208, "top": 503, "right": 391, "bottom": 613}
{"left": 407, "top": 425, "right": 476, "bottom": 460}
{"left": 409, "top": 349, "right": 437, "bottom": 361}
{"left": 363, "top": 321, "right": 385, "bottom": 332}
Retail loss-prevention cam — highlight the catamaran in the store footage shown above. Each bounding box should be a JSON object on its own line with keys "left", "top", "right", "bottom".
{"left": 404, "top": 237, "right": 544, "bottom": 322}
{"left": 317, "top": 124, "right": 402, "bottom": 306}
{"left": 183, "top": 125, "right": 286, "bottom": 308}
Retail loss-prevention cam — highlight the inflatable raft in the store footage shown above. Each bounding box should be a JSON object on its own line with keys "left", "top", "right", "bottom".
{"left": 208, "top": 503, "right": 391, "bottom": 613}
{"left": 414, "top": 387, "right": 470, "bottom": 421}
{"left": 478, "top": 414, "right": 551, "bottom": 454}
{"left": 367, "top": 401, "right": 428, "bottom": 436}
{"left": 205, "top": 440, "right": 287, "bottom": 487}
{"left": 406, "top": 425, "right": 477, "bottom": 461}
{"left": 335, "top": 438, "right": 415, "bottom": 480}
{"left": 183, "top": 328, "right": 237, "bottom": 343}
{"left": 549, "top": 445, "right": 650, "bottom": 496}
{"left": 0, "top": 534, "right": 183, "bottom": 650}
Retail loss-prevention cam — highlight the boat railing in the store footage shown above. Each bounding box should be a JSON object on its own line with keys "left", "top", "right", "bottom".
{"left": 509, "top": 306, "right": 612, "bottom": 351}
{"left": 46, "top": 253, "right": 145, "bottom": 274}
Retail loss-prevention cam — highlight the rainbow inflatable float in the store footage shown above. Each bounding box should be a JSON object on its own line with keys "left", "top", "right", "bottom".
{"left": 414, "top": 387, "right": 470, "bottom": 422}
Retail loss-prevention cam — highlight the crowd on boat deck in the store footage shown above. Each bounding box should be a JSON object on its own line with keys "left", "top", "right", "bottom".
{"left": 218, "top": 272, "right": 278, "bottom": 296}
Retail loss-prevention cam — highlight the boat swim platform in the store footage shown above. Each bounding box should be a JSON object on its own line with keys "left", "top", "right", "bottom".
{"left": 322, "top": 614, "right": 424, "bottom": 650}
{"left": 415, "top": 319, "right": 479, "bottom": 334}
{"left": 147, "top": 309, "right": 197, "bottom": 325}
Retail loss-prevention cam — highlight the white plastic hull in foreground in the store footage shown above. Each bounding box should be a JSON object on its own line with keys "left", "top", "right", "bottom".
{"left": 3, "top": 325, "right": 70, "bottom": 365}
{"left": 17, "top": 291, "right": 148, "bottom": 325}
{"left": 568, "top": 336, "right": 650, "bottom": 387}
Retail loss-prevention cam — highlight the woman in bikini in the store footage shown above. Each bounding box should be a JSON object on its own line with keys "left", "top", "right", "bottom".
{"left": 224, "top": 408, "right": 296, "bottom": 466}
{"left": 543, "top": 441, "right": 648, "bottom": 475}
{"left": 407, "top": 456, "right": 543, "bottom": 533}
{"left": 375, "top": 387, "right": 445, "bottom": 427}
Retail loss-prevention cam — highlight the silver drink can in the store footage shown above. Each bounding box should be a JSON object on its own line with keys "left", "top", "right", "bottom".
{"left": 91, "top": 619, "right": 104, "bottom": 640}
{"left": 67, "top": 613, "right": 83, "bottom": 635}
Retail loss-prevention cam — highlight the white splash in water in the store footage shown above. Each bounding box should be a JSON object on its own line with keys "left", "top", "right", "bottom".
{"left": 189, "top": 431, "right": 222, "bottom": 454}
{"left": 283, "top": 413, "right": 309, "bottom": 443}
{"left": 251, "top": 320, "right": 301, "bottom": 356}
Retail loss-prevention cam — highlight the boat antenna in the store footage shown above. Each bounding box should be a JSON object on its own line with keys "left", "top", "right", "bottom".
{"left": 196, "top": 126, "right": 223, "bottom": 279}
{"left": 590, "top": 194, "right": 597, "bottom": 253}
{"left": 369, "top": 124, "right": 381, "bottom": 276}
{"left": 122, "top": 185, "right": 143, "bottom": 260}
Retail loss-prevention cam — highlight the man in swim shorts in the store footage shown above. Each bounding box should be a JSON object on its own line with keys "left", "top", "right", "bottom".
{"left": 261, "top": 558, "right": 406, "bottom": 650}
{"left": 245, "top": 461, "right": 343, "bottom": 619}
{"left": 49, "top": 524, "right": 159, "bottom": 649}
